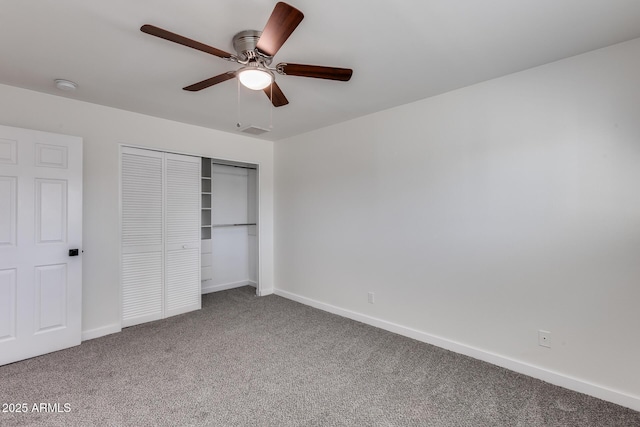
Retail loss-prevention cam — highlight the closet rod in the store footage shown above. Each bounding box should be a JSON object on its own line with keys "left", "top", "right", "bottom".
{"left": 211, "top": 162, "right": 257, "bottom": 170}
{"left": 212, "top": 223, "right": 257, "bottom": 228}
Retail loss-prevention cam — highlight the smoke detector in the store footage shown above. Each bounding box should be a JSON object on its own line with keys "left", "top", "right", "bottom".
{"left": 54, "top": 79, "right": 78, "bottom": 91}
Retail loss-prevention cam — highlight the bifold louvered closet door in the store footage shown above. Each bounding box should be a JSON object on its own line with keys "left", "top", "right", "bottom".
{"left": 121, "top": 147, "right": 201, "bottom": 328}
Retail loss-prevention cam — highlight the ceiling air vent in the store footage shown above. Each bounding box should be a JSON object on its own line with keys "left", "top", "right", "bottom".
{"left": 238, "top": 125, "right": 270, "bottom": 135}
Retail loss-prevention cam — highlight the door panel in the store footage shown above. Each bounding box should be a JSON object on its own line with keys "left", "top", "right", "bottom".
{"left": 0, "top": 268, "right": 17, "bottom": 341}
{"left": 120, "top": 148, "right": 164, "bottom": 327}
{"left": 35, "top": 179, "right": 68, "bottom": 243}
{"left": 165, "top": 248, "right": 200, "bottom": 315}
{"left": 0, "top": 124, "right": 82, "bottom": 366}
{"left": 0, "top": 138, "right": 17, "bottom": 164}
{"left": 0, "top": 176, "right": 17, "bottom": 246}
{"left": 121, "top": 152, "right": 163, "bottom": 248}
{"left": 34, "top": 264, "right": 67, "bottom": 332}
{"left": 165, "top": 154, "right": 201, "bottom": 317}
{"left": 35, "top": 143, "right": 68, "bottom": 169}
{"left": 165, "top": 156, "right": 201, "bottom": 249}
{"left": 121, "top": 252, "right": 163, "bottom": 325}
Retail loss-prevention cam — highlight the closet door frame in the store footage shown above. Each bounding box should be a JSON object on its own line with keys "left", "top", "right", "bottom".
{"left": 118, "top": 145, "right": 263, "bottom": 328}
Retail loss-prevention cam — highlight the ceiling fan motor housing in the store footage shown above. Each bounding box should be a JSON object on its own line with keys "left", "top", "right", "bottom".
{"left": 233, "top": 30, "right": 271, "bottom": 63}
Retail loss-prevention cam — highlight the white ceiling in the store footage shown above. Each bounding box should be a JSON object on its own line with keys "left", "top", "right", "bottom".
{"left": 1, "top": 1, "right": 640, "bottom": 141}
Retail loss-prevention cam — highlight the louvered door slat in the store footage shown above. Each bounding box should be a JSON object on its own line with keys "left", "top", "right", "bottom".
{"left": 166, "top": 249, "right": 200, "bottom": 312}
{"left": 166, "top": 158, "right": 201, "bottom": 246}
{"left": 121, "top": 148, "right": 163, "bottom": 327}
{"left": 121, "top": 152, "right": 163, "bottom": 248}
{"left": 121, "top": 149, "right": 201, "bottom": 326}
{"left": 165, "top": 154, "right": 201, "bottom": 317}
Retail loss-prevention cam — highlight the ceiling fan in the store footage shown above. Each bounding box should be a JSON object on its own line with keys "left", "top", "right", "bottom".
{"left": 140, "top": 2, "right": 353, "bottom": 107}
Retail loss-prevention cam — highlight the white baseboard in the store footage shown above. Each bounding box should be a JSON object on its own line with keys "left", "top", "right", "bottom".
{"left": 274, "top": 288, "right": 640, "bottom": 412}
{"left": 201, "top": 280, "right": 252, "bottom": 294}
{"left": 81, "top": 323, "right": 121, "bottom": 342}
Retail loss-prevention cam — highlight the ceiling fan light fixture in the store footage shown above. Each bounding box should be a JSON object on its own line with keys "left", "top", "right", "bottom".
{"left": 237, "top": 67, "right": 274, "bottom": 90}
{"left": 141, "top": 2, "right": 351, "bottom": 109}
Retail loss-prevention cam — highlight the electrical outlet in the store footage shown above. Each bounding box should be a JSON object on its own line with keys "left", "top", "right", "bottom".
{"left": 368, "top": 292, "right": 375, "bottom": 304}
{"left": 538, "top": 330, "right": 551, "bottom": 348}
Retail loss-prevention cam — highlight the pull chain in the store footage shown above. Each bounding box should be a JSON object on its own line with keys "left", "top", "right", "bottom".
{"left": 236, "top": 78, "right": 241, "bottom": 128}
{"left": 269, "top": 83, "right": 273, "bottom": 129}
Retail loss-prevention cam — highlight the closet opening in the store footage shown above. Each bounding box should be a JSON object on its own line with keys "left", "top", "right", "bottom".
{"left": 201, "top": 158, "right": 259, "bottom": 296}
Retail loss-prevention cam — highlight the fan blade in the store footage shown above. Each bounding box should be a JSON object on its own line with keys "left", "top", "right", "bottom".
{"left": 183, "top": 72, "right": 236, "bottom": 91}
{"left": 256, "top": 2, "right": 304, "bottom": 57}
{"left": 263, "top": 82, "right": 289, "bottom": 107}
{"left": 278, "top": 63, "right": 353, "bottom": 81}
{"left": 141, "top": 24, "right": 233, "bottom": 59}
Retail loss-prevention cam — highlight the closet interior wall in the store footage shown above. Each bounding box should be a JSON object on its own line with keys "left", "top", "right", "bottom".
{"left": 201, "top": 159, "right": 258, "bottom": 294}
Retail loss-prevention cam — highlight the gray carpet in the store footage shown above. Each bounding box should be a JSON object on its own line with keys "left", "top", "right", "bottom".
{"left": 1, "top": 287, "right": 638, "bottom": 427}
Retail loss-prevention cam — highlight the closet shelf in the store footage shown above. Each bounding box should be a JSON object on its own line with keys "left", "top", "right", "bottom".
{"left": 212, "top": 223, "right": 257, "bottom": 228}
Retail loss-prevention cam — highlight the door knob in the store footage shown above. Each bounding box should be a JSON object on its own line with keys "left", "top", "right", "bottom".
{"left": 69, "top": 249, "right": 79, "bottom": 256}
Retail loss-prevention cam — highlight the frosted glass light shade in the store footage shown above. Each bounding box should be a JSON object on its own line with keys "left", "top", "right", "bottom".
{"left": 238, "top": 68, "right": 274, "bottom": 90}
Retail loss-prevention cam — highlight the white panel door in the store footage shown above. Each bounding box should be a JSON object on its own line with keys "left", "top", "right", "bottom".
{"left": 165, "top": 153, "right": 201, "bottom": 317}
{"left": 121, "top": 147, "right": 164, "bottom": 327}
{"left": 0, "top": 124, "right": 82, "bottom": 366}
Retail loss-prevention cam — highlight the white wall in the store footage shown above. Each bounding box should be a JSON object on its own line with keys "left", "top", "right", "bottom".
{"left": 206, "top": 164, "right": 252, "bottom": 291}
{"left": 0, "top": 84, "right": 274, "bottom": 338}
{"left": 274, "top": 38, "right": 640, "bottom": 409}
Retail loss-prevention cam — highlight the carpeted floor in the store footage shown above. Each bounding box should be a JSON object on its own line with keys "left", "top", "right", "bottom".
{"left": 1, "top": 286, "right": 638, "bottom": 426}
